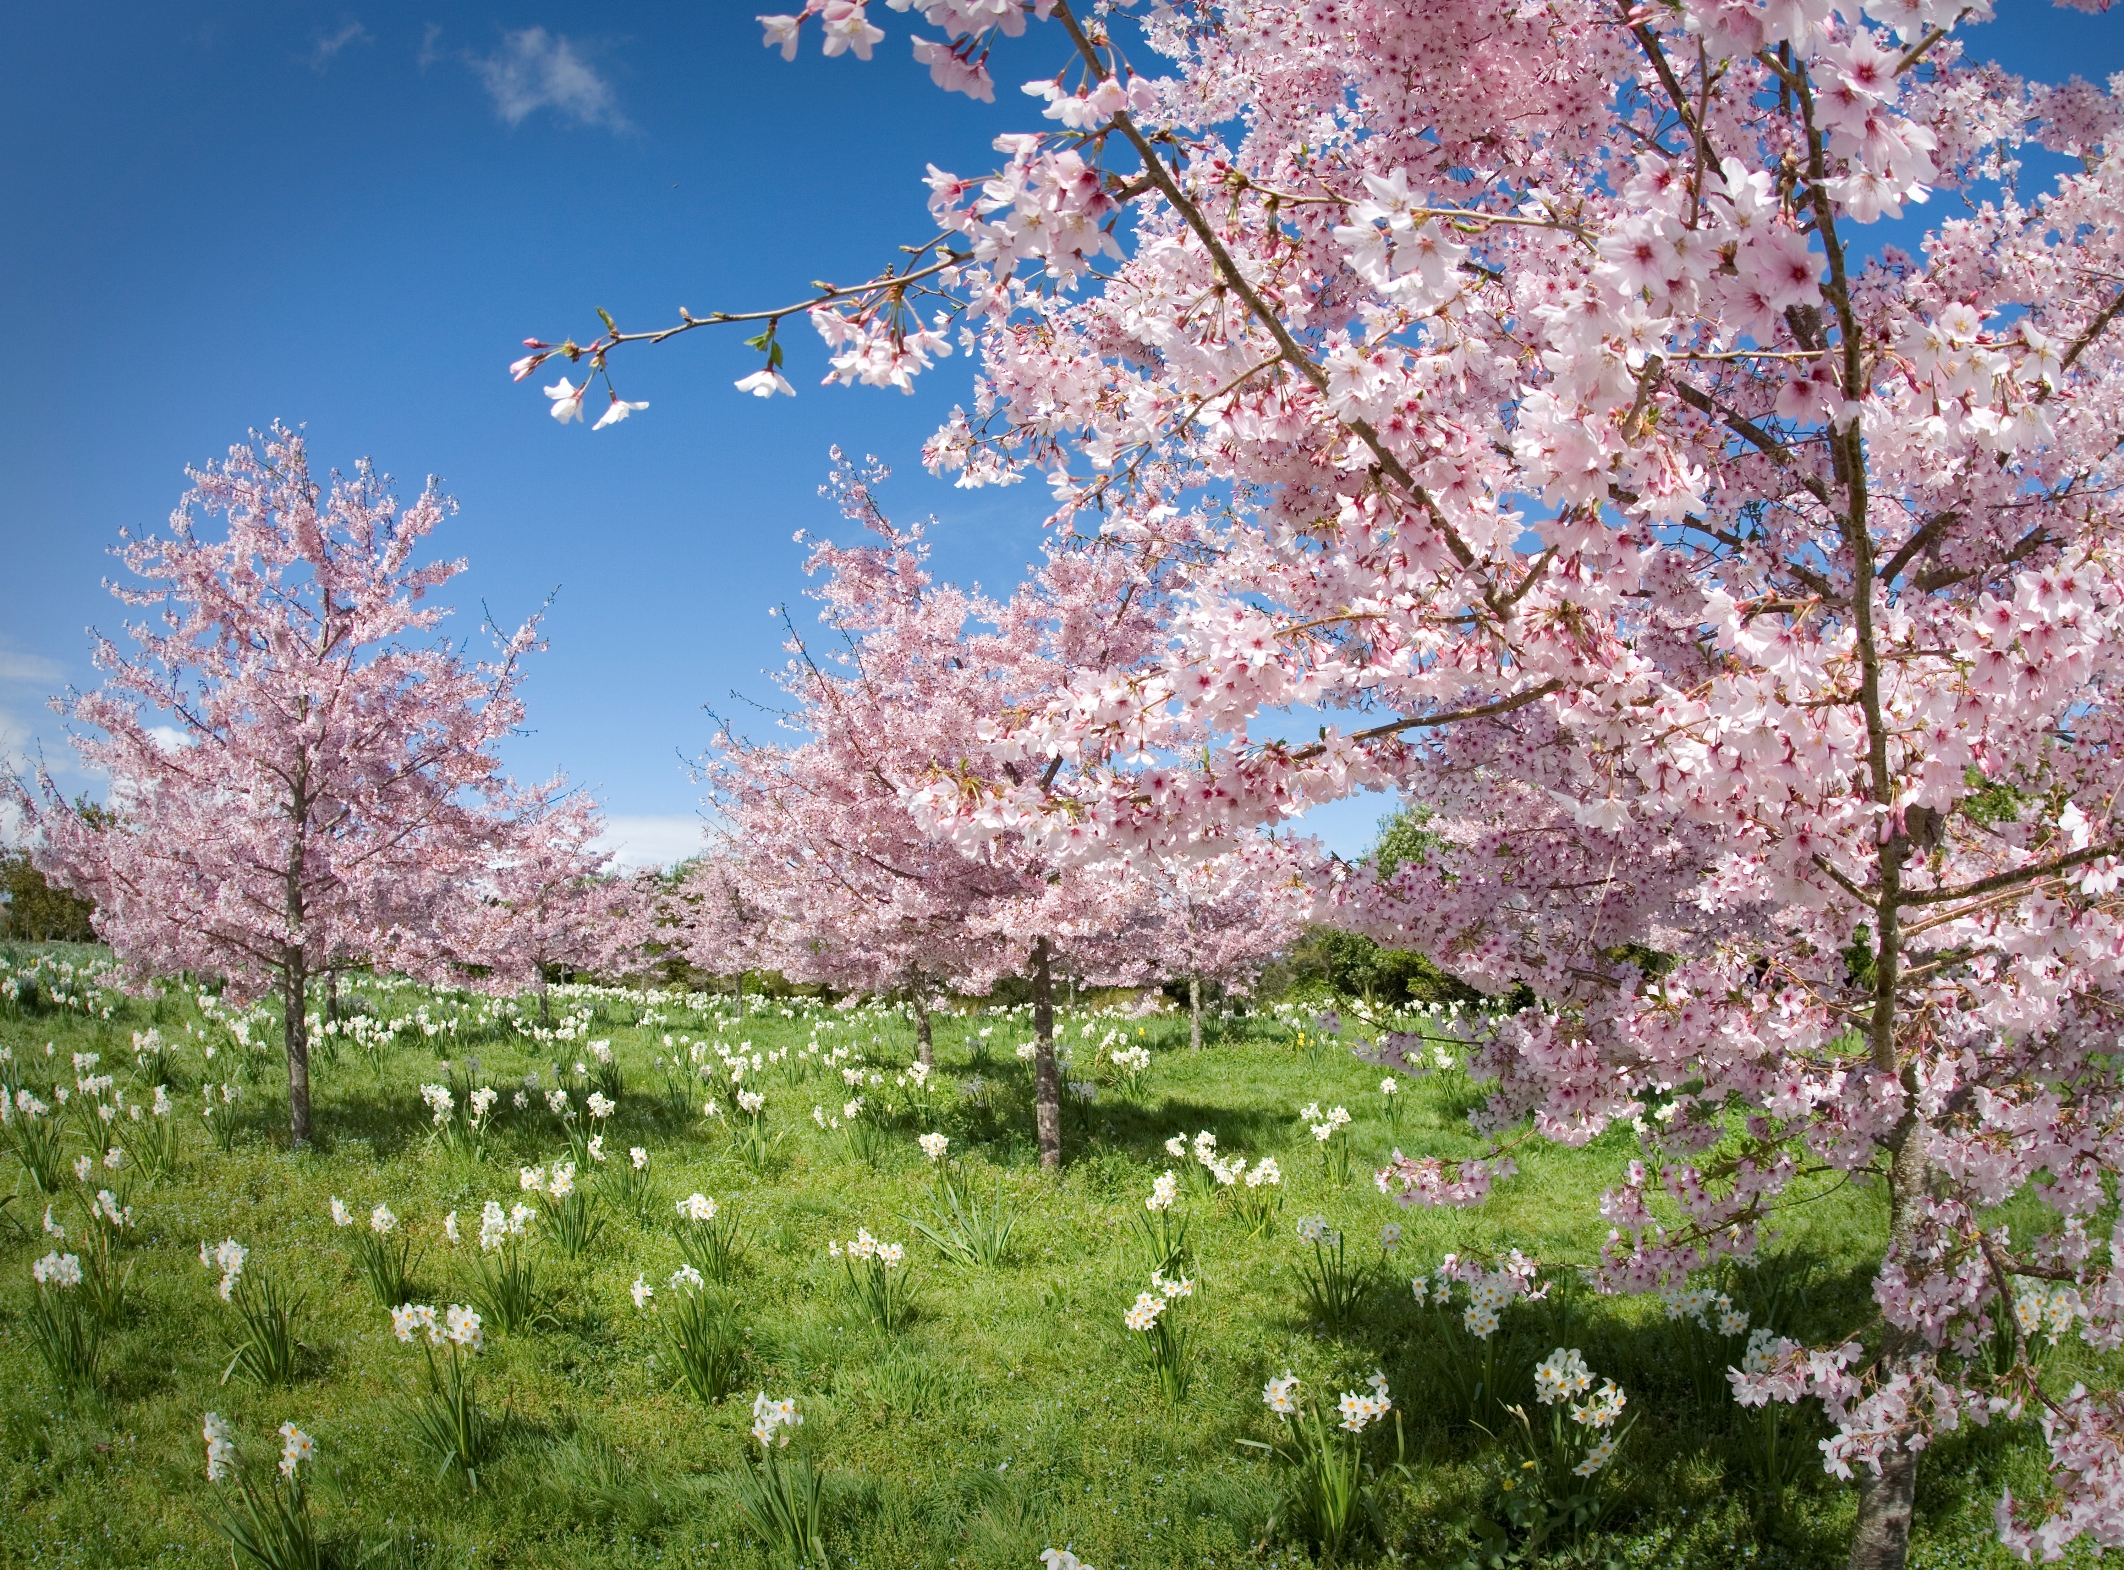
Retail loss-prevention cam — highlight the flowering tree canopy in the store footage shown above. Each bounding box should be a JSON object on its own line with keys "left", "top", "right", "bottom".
{"left": 447, "top": 780, "right": 644, "bottom": 1019}
{"left": 523, "top": 1, "right": 2124, "bottom": 1560}
{"left": 1137, "top": 841, "right": 1312, "bottom": 1047}
{"left": 14, "top": 427, "right": 539, "bottom": 1144}
{"left": 701, "top": 455, "right": 1171, "bottom": 1157}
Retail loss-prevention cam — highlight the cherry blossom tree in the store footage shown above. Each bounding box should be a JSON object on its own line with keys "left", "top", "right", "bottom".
{"left": 660, "top": 851, "right": 780, "bottom": 1016}
{"left": 699, "top": 455, "right": 1169, "bottom": 1156}
{"left": 1139, "top": 842, "right": 1312, "bottom": 1049}
{"left": 523, "top": 2, "right": 2124, "bottom": 1560}
{"left": 449, "top": 780, "right": 643, "bottom": 1021}
{"left": 13, "top": 427, "right": 538, "bottom": 1144}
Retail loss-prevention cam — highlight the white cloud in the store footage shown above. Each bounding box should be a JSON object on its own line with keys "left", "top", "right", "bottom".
{"left": 0, "top": 703, "right": 32, "bottom": 758}
{"left": 0, "top": 650, "right": 64, "bottom": 686}
{"left": 470, "top": 28, "right": 628, "bottom": 130}
{"left": 310, "top": 21, "right": 370, "bottom": 70}
{"left": 592, "top": 814, "right": 701, "bottom": 871}
{"left": 417, "top": 22, "right": 444, "bottom": 71}
{"left": 146, "top": 725, "right": 191, "bottom": 753}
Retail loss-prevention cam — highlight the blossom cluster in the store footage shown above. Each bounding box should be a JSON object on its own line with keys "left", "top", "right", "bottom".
{"left": 389, "top": 1302, "right": 483, "bottom": 1352}
{"left": 199, "top": 1238, "right": 247, "bottom": 1301}
{"left": 750, "top": 1391, "right": 801, "bottom": 1448}
{"left": 1412, "top": 1251, "right": 1543, "bottom": 1340}
{"left": 828, "top": 1227, "right": 906, "bottom": 1267}
{"left": 1122, "top": 1268, "right": 1195, "bottom": 1333}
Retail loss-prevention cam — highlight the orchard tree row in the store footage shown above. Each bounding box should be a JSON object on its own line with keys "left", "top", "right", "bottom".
{"left": 5, "top": 433, "right": 1308, "bottom": 1155}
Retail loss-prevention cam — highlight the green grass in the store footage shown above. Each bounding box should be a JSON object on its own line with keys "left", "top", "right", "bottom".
{"left": 0, "top": 945, "right": 2105, "bottom": 1568}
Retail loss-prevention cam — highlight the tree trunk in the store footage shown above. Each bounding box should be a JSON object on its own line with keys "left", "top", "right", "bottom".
{"left": 538, "top": 972, "right": 551, "bottom": 1028}
{"left": 325, "top": 968, "right": 340, "bottom": 1027}
{"left": 913, "top": 987, "right": 934, "bottom": 1068}
{"left": 1031, "top": 937, "right": 1061, "bottom": 1170}
{"left": 1846, "top": 1128, "right": 1934, "bottom": 1570}
{"left": 1189, "top": 974, "right": 1203, "bottom": 1051}
{"left": 283, "top": 954, "right": 312, "bottom": 1146}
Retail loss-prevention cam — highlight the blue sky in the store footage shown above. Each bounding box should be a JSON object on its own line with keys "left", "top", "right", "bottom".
{"left": 2, "top": 2, "right": 2117, "bottom": 867}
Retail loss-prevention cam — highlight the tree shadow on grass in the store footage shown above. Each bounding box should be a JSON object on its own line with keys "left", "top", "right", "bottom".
{"left": 1081, "top": 1095, "right": 1293, "bottom": 1167}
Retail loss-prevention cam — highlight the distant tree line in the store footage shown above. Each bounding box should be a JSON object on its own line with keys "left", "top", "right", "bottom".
{"left": 1, "top": 846, "right": 98, "bottom": 942}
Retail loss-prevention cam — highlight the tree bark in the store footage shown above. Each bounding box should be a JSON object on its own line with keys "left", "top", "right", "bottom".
{"left": 282, "top": 953, "right": 312, "bottom": 1146}
{"left": 538, "top": 971, "right": 551, "bottom": 1028}
{"left": 282, "top": 793, "right": 312, "bottom": 1145}
{"left": 1189, "top": 974, "right": 1203, "bottom": 1051}
{"left": 325, "top": 968, "right": 340, "bottom": 1028}
{"left": 1031, "top": 937, "right": 1061, "bottom": 1169}
{"left": 1846, "top": 1126, "right": 1934, "bottom": 1570}
{"left": 1847, "top": 1419, "right": 1921, "bottom": 1570}
{"left": 912, "top": 986, "right": 934, "bottom": 1067}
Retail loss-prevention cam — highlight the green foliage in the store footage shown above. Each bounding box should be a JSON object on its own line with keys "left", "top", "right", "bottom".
{"left": 221, "top": 1270, "right": 305, "bottom": 1387}
{"left": 1277, "top": 926, "right": 1476, "bottom": 1009}
{"left": 731, "top": 1440, "right": 827, "bottom": 1569}
{"left": 911, "top": 1164, "right": 1019, "bottom": 1268}
{"left": 468, "top": 1237, "right": 550, "bottom": 1334}
{"left": 2, "top": 1103, "right": 69, "bottom": 1193}
{"left": 1132, "top": 1205, "right": 1190, "bottom": 1277}
{"left": 602, "top": 1148, "right": 656, "bottom": 1221}
{"left": 403, "top": 1341, "right": 499, "bottom": 1490}
{"left": 1371, "top": 805, "right": 1439, "bottom": 881}
{"left": 675, "top": 1204, "right": 747, "bottom": 1285}
{"left": 26, "top": 1276, "right": 101, "bottom": 1390}
{"left": 544, "top": 1186, "right": 605, "bottom": 1258}
{"left": 1294, "top": 1221, "right": 1378, "bottom": 1328}
{"left": 835, "top": 1239, "right": 913, "bottom": 1331}
{"left": 1123, "top": 1280, "right": 1196, "bottom": 1403}
{"left": 344, "top": 1226, "right": 419, "bottom": 1309}
{"left": 1453, "top": 1391, "right": 1633, "bottom": 1570}
{"left": 205, "top": 1465, "right": 323, "bottom": 1570}
{"left": 133, "top": 1105, "right": 184, "bottom": 1182}
{"left": 664, "top": 1283, "right": 748, "bottom": 1404}
{"left": 0, "top": 847, "right": 98, "bottom": 944}
{"left": 1241, "top": 1391, "right": 1396, "bottom": 1561}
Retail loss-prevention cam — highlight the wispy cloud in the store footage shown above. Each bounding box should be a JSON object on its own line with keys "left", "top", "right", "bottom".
{"left": 469, "top": 28, "right": 628, "bottom": 130}
{"left": 0, "top": 702, "right": 42, "bottom": 786}
{"left": 0, "top": 651, "right": 64, "bottom": 687}
{"left": 417, "top": 22, "right": 444, "bottom": 71}
{"left": 592, "top": 814, "right": 701, "bottom": 871}
{"left": 309, "top": 21, "right": 370, "bottom": 71}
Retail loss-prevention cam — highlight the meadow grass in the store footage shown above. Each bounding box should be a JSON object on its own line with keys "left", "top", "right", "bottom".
{"left": 0, "top": 944, "right": 2106, "bottom": 1568}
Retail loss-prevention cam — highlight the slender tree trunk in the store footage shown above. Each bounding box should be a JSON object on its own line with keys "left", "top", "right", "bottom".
{"left": 282, "top": 795, "right": 312, "bottom": 1145}
{"left": 1189, "top": 974, "right": 1204, "bottom": 1051}
{"left": 1031, "top": 937, "right": 1061, "bottom": 1169}
{"left": 538, "top": 972, "right": 551, "bottom": 1028}
{"left": 1848, "top": 819, "right": 1922, "bottom": 1570}
{"left": 282, "top": 953, "right": 312, "bottom": 1146}
{"left": 913, "top": 987, "right": 934, "bottom": 1068}
{"left": 1847, "top": 1124, "right": 1933, "bottom": 1570}
{"left": 735, "top": 969, "right": 746, "bottom": 1022}
{"left": 325, "top": 968, "right": 340, "bottom": 1027}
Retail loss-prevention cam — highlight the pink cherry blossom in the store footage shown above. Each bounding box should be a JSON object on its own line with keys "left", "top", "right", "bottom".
{"left": 14, "top": 427, "right": 542, "bottom": 1143}
{"left": 523, "top": 4, "right": 2124, "bottom": 1557}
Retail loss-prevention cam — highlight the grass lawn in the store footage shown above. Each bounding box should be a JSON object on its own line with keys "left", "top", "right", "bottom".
{"left": 0, "top": 944, "right": 2101, "bottom": 1568}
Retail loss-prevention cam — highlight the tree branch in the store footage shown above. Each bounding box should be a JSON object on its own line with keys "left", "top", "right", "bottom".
{"left": 1286, "top": 679, "right": 1564, "bottom": 762}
